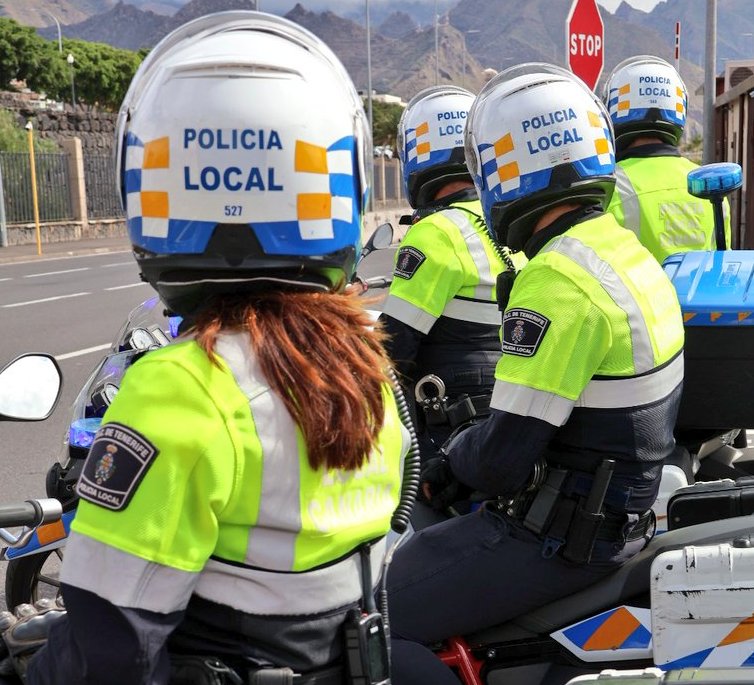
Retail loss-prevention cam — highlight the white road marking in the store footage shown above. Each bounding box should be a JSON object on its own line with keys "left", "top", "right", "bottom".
{"left": 0, "top": 278, "right": 12, "bottom": 282}
{"left": 56, "top": 343, "right": 112, "bottom": 361}
{"left": 2, "top": 249, "right": 131, "bottom": 267}
{"left": 101, "top": 261, "right": 133, "bottom": 268}
{"left": 2, "top": 292, "right": 90, "bottom": 308}
{"left": 24, "top": 267, "right": 90, "bottom": 278}
{"left": 105, "top": 283, "right": 147, "bottom": 291}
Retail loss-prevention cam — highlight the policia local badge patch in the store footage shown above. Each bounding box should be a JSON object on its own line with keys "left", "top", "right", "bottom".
{"left": 394, "top": 246, "right": 426, "bottom": 280}
{"left": 502, "top": 308, "right": 551, "bottom": 357}
{"left": 76, "top": 422, "right": 159, "bottom": 511}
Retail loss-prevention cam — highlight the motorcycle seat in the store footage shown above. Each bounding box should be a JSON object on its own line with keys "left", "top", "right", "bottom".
{"left": 465, "top": 513, "right": 754, "bottom": 647}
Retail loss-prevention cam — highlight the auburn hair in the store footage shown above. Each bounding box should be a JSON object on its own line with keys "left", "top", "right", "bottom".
{"left": 194, "top": 291, "right": 393, "bottom": 472}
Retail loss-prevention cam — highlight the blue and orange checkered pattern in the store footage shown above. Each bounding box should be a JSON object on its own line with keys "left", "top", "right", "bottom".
{"left": 405, "top": 122, "right": 431, "bottom": 165}
{"left": 292, "top": 137, "right": 355, "bottom": 240}
{"left": 661, "top": 615, "right": 754, "bottom": 668}
{"left": 561, "top": 606, "right": 652, "bottom": 652}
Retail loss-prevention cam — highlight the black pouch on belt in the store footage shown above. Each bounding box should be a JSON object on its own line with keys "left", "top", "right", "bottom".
{"left": 561, "top": 459, "right": 615, "bottom": 564}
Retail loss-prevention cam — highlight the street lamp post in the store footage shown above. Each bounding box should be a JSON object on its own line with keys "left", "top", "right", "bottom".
{"left": 42, "top": 11, "right": 62, "bottom": 53}
{"left": 742, "top": 32, "right": 754, "bottom": 57}
{"left": 67, "top": 53, "right": 76, "bottom": 108}
{"left": 462, "top": 29, "right": 481, "bottom": 89}
{"left": 434, "top": 0, "right": 439, "bottom": 85}
{"left": 365, "top": 0, "right": 374, "bottom": 211}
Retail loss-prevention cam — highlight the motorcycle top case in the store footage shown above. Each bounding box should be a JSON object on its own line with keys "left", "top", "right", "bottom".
{"left": 663, "top": 250, "right": 754, "bottom": 431}
{"left": 567, "top": 667, "right": 754, "bottom": 683}
{"left": 666, "top": 476, "right": 754, "bottom": 531}
{"left": 651, "top": 543, "right": 754, "bottom": 670}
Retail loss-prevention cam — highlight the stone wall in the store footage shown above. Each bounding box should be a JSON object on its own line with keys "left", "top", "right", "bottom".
{"left": 0, "top": 91, "right": 116, "bottom": 152}
{"left": 5, "top": 218, "right": 125, "bottom": 246}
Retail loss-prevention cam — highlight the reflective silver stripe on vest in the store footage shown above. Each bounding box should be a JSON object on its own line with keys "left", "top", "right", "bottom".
{"left": 195, "top": 537, "right": 387, "bottom": 616}
{"left": 381, "top": 294, "right": 437, "bottom": 334}
{"left": 577, "top": 352, "right": 683, "bottom": 409}
{"left": 540, "top": 235, "right": 655, "bottom": 374}
{"left": 490, "top": 354, "right": 682, "bottom": 426}
{"left": 215, "top": 333, "right": 301, "bottom": 571}
{"left": 443, "top": 208, "right": 496, "bottom": 302}
{"left": 614, "top": 165, "right": 641, "bottom": 237}
{"left": 443, "top": 298, "right": 501, "bottom": 325}
{"left": 60, "top": 532, "right": 198, "bottom": 613}
{"left": 490, "top": 379, "right": 575, "bottom": 427}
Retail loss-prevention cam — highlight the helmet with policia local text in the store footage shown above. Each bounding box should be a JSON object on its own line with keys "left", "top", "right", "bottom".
{"left": 398, "top": 85, "right": 475, "bottom": 208}
{"left": 603, "top": 55, "right": 687, "bottom": 152}
{"left": 114, "top": 11, "right": 371, "bottom": 317}
{"left": 465, "top": 63, "right": 615, "bottom": 251}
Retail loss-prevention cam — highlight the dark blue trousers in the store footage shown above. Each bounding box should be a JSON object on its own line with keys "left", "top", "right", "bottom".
{"left": 387, "top": 504, "right": 646, "bottom": 644}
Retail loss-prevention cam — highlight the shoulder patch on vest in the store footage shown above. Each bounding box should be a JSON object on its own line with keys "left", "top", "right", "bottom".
{"left": 502, "top": 308, "right": 551, "bottom": 357}
{"left": 394, "top": 246, "right": 426, "bottom": 280}
{"left": 76, "top": 422, "right": 159, "bottom": 511}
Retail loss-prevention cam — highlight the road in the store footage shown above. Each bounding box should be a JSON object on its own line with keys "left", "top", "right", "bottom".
{"left": 0, "top": 243, "right": 397, "bottom": 607}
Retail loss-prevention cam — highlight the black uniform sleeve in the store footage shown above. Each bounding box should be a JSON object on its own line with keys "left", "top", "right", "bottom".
{"left": 27, "top": 583, "right": 183, "bottom": 685}
{"left": 379, "top": 313, "right": 425, "bottom": 382}
{"left": 446, "top": 408, "right": 558, "bottom": 496}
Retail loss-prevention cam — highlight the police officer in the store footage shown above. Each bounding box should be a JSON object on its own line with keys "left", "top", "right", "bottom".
{"left": 386, "top": 64, "right": 684, "bottom": 666}
{"left": 604, "top": 55, "right": 731, "bottom": 262}
{"left": 4, "top": 13, "right": 409, "bottom": 684}
{"left": 382, "top": 85, "right": 522, "bottom": 465}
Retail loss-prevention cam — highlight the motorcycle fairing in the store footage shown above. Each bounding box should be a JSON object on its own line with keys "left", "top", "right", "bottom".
{"left": 4, "top": 510, "right": 75, "bottom": 559}
{"left": 550, "top": 606, "right": 652, "bottom": 663}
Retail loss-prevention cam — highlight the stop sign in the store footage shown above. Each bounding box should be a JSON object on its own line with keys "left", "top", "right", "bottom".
{"left": 566, "top": 0, "right": 604, "bottom": 91}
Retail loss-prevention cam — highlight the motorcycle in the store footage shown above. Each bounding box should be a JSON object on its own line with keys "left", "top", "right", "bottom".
{"left": 415, "top": 163, "right": 754, "bottom": 684}
{"left": 4, "top": 223, "right": 399, "bottom": 609}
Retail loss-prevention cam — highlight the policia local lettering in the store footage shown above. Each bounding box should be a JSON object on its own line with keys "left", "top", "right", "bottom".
{"left": 182, "top": 128, "right": 285, "bottom": 192}
{"left": 522, "top": 108, "right": 583, "bottom": 154}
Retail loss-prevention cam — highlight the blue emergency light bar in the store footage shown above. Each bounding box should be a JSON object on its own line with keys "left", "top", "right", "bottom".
{"left": 687, "top": 162, "right": 742, "bottom": 199}
{"left": 69, "top": 417, "right": 102, "bottom": 448}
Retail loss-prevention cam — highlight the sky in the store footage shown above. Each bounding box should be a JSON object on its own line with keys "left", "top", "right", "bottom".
{"left": 596, "top": 0, "right": 665, "bottom": 12}
{"left": 150, "top": 0, "right": 666, "bottom": 13}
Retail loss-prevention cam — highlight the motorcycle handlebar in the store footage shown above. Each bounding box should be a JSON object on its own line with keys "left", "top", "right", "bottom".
{"left": 363, "top": 276, "right": 392, "bottom": 290}
{"left": 0, "top": 499, "right": 62, "bottom": 529}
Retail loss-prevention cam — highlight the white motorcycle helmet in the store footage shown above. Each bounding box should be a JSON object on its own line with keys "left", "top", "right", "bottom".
{"left": 465, "top": 63, "right": 615, "bottom": 251}
{"left": 397, "top": 85, "right": 475, "bottom": 209}
{"left": 603, "top": 55, "right": 687, "bottom": 153}
{"left": 114, "top": 11, "right": 371, "bottom": 317}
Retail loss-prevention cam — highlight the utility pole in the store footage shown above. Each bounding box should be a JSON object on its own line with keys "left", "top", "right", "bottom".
{"left": 434, "top": 0, "right": 439, "bottom": 85}
{"left": 703, "top": 0, "right": 717, "bottom": 164}
{"left": 365, "top": 0, "right": 374, "bottom": 211}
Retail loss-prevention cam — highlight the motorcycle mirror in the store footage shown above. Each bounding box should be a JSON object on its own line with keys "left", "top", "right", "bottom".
{"left": 0, "top": 354, "right": 62, "bottom": 421}
{"left": 359, "top": 223, "right": 394, "bottom": 261}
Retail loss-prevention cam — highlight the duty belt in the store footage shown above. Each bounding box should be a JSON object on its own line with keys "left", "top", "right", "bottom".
{"left": 506, "top": 460, "right": 655, "bottom": 563}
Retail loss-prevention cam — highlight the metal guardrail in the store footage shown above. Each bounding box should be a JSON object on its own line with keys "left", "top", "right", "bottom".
{"left": 83, "top": 153, "right": 123, "bottom": 219}
{"left": 0, "top": 152, "right": 73, "bottom": 224}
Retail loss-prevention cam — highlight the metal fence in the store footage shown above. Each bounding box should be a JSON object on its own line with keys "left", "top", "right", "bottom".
{"left": 0, "top": 152, "right": 73, "bottom": 224}
{"left": 0, "top": 150, "right": 403, "bottom": 226}
{"left": 83, "top": 153, "right": 123, "bottom": 219}
{"left": 372, "top": 157, "right": 405, "bottom": 207}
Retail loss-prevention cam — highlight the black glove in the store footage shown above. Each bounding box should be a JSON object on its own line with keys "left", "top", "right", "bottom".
{"left": 0, "top": 598, "right": 66, "bottom": 682}
{"left": 420, "top": 456, "right": 461, "bottom": 511}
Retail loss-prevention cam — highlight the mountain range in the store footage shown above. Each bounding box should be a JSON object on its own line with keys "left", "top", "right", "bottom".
{"left": 4, "top": 0, "right": 754, "bottom": 132}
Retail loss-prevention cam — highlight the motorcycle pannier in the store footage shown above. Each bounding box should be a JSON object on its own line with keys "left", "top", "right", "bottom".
{"left": 664, "top": 250, "right": 754, "bottom": 431}
{"left": 666, "top": 476, "right": 754, "bottom": 530}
